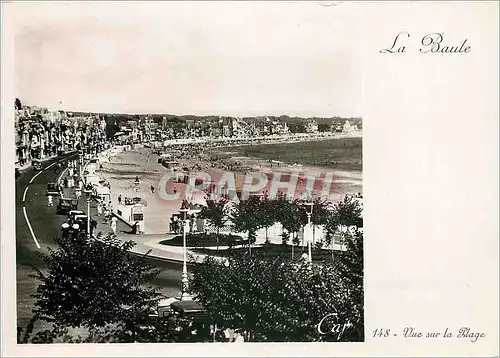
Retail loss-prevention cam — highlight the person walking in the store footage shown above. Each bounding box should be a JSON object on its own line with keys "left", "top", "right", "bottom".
{"left": 90, "top": 218, "right": 97, "bottom": 235}
{"left": 151, "top": 185, "right": 155, "bottom": 194}
{"left": 118, "top": 194, "right": 122, "bottom": 205}
{"left": 47, "top": 194, "right": 53, "bottom": 207}
{"left": 110, "top": 216, "right": 117, "bottom": 235}
{"left": 97, "top": 201, "right": 103, "bottom": 217}
{"left": 105, "top": 205, "right": 112, "bottom": 222}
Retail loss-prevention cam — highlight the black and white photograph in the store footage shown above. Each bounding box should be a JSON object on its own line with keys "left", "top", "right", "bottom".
{"left": 10, "top": 1, "right": 363, "bottom": 344}
{"left": 1, "top": 2, "right": 498, "bottom": 357}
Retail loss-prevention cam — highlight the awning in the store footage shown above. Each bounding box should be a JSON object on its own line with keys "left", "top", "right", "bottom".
{"left": 170, "top": 300, "right": 204, "bottom": 314}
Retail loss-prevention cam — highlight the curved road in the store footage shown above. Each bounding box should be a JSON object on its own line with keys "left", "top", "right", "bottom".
{"left": 15, "top": 153, "right": 182, "bottom": 328}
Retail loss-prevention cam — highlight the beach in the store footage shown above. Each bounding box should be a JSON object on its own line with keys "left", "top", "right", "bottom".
{"left": 98, "top": 139, "right": 362, "bottom": 235}
{"left": 99, "top": 148, "right": 207, "bottom": 234}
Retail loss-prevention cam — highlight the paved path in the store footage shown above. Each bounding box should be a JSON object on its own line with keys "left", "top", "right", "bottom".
{"left": 60, "top": 174, "right": 210, "bottom": 264}
{"left": 15, "top": 152, "right": 80, "bottom": 329}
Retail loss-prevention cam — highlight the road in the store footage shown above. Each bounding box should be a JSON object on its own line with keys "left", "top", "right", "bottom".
{"left": 15, "top": 153, "right": 182, "bottom": 329}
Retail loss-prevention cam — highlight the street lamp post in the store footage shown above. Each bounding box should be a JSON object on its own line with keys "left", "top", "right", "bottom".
{"left": 83, "top": 171, "right": 92, "bottom": 239}
{"left": 303, "top": 200, "right": 314, "bottom": 262}
{"left": 179, "top": 202, "right": 191, "bottom": 301}
{"left": 79, "top": 150, "right": 83, "bottom": 178}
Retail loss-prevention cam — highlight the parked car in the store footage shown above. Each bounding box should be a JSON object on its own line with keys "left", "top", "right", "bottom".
{"left": 32, "top": 160, "right": 42, "bottom": 171}
{"left": 68, "top": 210, "right": 85, "bottom": 221}
{"left": 46, "top": 182, "right": 61, "bottom": 197}
{"left": 72, "top": 215, "right": 88, "bottom": 233}
{"left": 56, "top": 198, "right": 78, "bottom": 215}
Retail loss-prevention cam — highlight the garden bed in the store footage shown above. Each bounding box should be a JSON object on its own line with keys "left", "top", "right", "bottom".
{"left": 192, "top": 243, "right": 344, "bottom": 263}
{"left": 160, "top": 233, "right": 248, "bottom": 248}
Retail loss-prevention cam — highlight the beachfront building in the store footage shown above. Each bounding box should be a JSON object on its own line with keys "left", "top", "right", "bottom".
{"left": 331, "top": 122, "right": 343, "bottom": 133}
{"left": 342, "top": 120, "right": 357, "bottom": 134}
{"left": 15, "top": 104, "right": 66, "bottom": 166}
{"left": 305, "top": 119, "right": 319, "bottom": 133}
{"left": 231, "top": 118, "right": 253, "bottom": 138}
{"left": 14, "top": 100, "right": 111, "bottom": 169}
{"left": 271, "top": 119, "right": 290, "bottom": 135}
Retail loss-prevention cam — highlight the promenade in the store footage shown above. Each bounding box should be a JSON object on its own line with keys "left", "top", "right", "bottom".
{"left": 56, "top": 142, "right": 351, "bottom": 266}
{"left": 59, "top": 169, "right": 210, "bottom": 264}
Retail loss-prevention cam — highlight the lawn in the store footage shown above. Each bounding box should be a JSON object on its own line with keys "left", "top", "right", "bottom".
{"left": 192, "top": 243, "right": 344, "bottom": 264}
{"left": 160, "top": 233, "right": 248, "bottom": 248}
{"left": 212, "top": 137, "right": 362, "bottom": 172}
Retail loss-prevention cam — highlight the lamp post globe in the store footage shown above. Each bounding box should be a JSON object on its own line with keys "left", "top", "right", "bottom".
{"left": 303, "top": 200, "right": 314, "bottom": 262}
{"left": 83, "top": 185, "right": 92, "bottom": 239}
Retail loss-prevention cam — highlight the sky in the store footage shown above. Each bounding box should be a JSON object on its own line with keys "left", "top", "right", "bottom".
{"left": 12, "top": 1, "right": 362, "bottom": 117}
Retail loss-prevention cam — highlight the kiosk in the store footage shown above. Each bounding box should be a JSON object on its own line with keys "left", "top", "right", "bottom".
{"left": 115, "top": 202, "right": 145, "bottom": 234}
{"left": 95, "top": 185, "right": 111, "bottom": 203}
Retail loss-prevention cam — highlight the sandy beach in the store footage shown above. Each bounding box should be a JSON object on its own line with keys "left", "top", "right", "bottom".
{"left": 98, "top": 143, "right": 362, "bottom": 235}
{"left": 99, "top": 148, "right": 206, "bottom": 234}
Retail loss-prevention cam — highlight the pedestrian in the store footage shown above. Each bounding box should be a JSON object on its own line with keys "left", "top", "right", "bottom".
{"left": 169, "top": 218, "right": 174, "bottom": 233}
{"left": 233, "top": 331, "right": 245, "bottom": 343}
{"left": 90, "top": 218, "right": 97, "bottom": 235}
{"left": 110, "top": 216, "right": 117, "bottom": 235}
{"left": 118, "top": 194, "right": 122, "bottom": 205}
{"left": 151, "top": 185, "right": 155, "bottom": 194}
{"left": 47, "top": 194, "right": 53, "bottom": 207}
{"left": 105, "top": 206, "right": 111, "bottom": 221}
{"left": 97, "top": 202, "right": 102, "bottom": 216}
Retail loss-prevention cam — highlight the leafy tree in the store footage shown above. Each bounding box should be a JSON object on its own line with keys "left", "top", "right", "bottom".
{"left": 332, "top": 195, "right": 363, "bottom": 228}
{"left": 317, "top": 123, "right": 330, "bottom": 132}
{"left": 274, "top": 196, "right": 306, "bottom": 259}
{"left": 30, "top": 231, "right": 164, "bottom": 330}
{"left": 309, "top": 197, "right": 331, "bottom": 226}
{"left": 17, "top": 314, "right": 178, "bottom": 343}
{"left": 15, "top": 97, "right": 22, "bottom": 110}
{"left": 190, "top": 250, "right": 364, "bottom": 342}
{"left": 199, "top": 198, "right": 228, "bottom": 251}
{"left": 324, "top": 195, "right": 363, "bottom": 262}
{"left": 191, "top": 196, "right": 364, "bottom": 342}
{"left": 256, "top": 197, "right": 277, "bottom": 244}
{"left": 232, "top": 196, "right": 265, "bottom": 254}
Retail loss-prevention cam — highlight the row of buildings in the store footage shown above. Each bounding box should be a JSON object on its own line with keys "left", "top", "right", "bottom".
{"left": 159, "top": 117, "right": 361, "bottom": 139}
{"left": 14, "top": 104, "right": 108, "bottom": 167}
{"left": 14, "top": 101, "right": 362, "bottom": 166}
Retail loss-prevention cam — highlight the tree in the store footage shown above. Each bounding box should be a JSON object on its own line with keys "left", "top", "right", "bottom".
{"left": 274, "top": 197, "right": 306, "bottom": 259}
{"left": 232, "top": 196, "right": 265, "bottom": 254}
{"left": 18, "top": 314, "right": 178, "bottom": 344}
{"left": 324, "top": 195, "right": 363, "bottom": 262}
{"left": 317, "top": 123, "right": 330, "bottom": 132}
{"left": 199, "top": 198, "right": 228, "bottom": 251}
{"left": 256, "top": 196, "right": 277, "bottom": 244}
{"left": 190, "top": 250, "right": 364, "bottom": 342}
{"left": 15, "top": 97, "right": 22, "bottom": 110}
{"left": 30, "top": 231, "right": 164, "bottom": 330}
